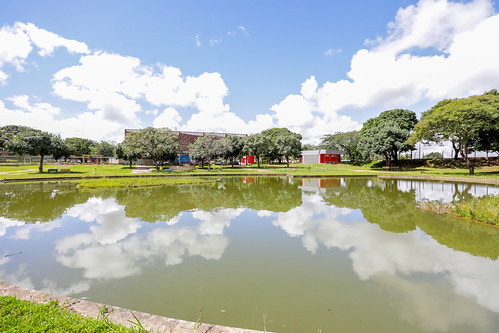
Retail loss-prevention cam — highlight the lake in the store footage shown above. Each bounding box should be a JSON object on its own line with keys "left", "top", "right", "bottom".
{"left": 1, "top": 177, "right": 499, "bottom": 332}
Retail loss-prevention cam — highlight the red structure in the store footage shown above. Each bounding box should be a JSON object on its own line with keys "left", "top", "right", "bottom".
{"left": 319, "top": 153, "right": 340, "bottom": 163}
{"left": 242, "top": 156, "right": 255, "bottom": 164}
{"left": 301, "top": 150, "right": 344, "bottom": 164}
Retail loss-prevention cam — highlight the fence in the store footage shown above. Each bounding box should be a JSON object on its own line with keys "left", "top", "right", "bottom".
{"left": 0, "top": 155, "right": 56, "bottom": 166}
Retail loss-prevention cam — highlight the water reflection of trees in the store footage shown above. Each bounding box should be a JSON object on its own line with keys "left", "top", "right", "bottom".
{"left": 321, "top": 179, "right": 417, "bottom": 233}
{"left": 0, "top": 182, "right": 92, "bottom": 223}
{"left": 115, "top": 177, "right": 302, "bottom": 223}
{"left": 320, "top": 178, "right": 499, "bottom": 259}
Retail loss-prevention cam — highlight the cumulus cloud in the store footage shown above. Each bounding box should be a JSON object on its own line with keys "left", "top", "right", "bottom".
{"left": 272, "top": 0, "right": 499, "bottom": 143}
{"left": 2, "top": 1, "right": 499, "bottom": 143}
{"left": 0, "top": 22, "right": 89, "bottom": 84}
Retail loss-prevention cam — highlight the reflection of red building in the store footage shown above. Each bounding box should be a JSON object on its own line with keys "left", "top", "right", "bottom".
{"left": 242, "top": 177, "right": 255, "bottom": 184}
{"left": 301, "top": 150, "right": 344, "bottom": 164}
{"left": 242, "top": 156, "right": 255, "bottom": 164}
{"left": 301, "top": 178, "right": 341, "bottom": 188}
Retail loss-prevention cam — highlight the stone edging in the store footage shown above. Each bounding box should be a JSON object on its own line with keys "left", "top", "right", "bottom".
{"left": 0, "top": 282, "right": 267, "bottom": 333}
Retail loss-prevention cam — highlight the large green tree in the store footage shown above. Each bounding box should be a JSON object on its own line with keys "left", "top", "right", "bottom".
{"left": 122, "top": 127, "right": 180, "bottom": 171}
{"left": 7, "top": 129, "right": 68, "bottom": 172}
{"left": 261, "top": 128, "right": 300, "bottom": 163}
{"left": 274, "top": 132, "right": 302, "bottom": 167}
{"left": 242, "top": 133, "right": 270, "bottom": 168}
{"left": 408, "top": 91, "right": 499, "bottom": 175}
{"left": 189, "top": 134, "right": 220, "bottom": 170}
{"left": 91, "top": 140, "right": 116, "bottom": 157}
{"left": 64, "top": 137, "right": 95, "bottom": 156}
{"left": 359, "top": 109, "right": 417, "bottom": 166}
{"left": 216, "top": 136, "right": 243, "bottom": 167}
{"left": 0, "top": 125, "right": 33, "bottom": 150}
{"left": 321, "top": 131, "right": 362, "bottom": 162}
{"left": 118, "top": 141, "right": 142, "bottom": 168}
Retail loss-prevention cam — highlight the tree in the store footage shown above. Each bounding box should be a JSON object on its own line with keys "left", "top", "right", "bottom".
{"left": 216, "top": 136, "right": 243, "bottom": 167}
{"left": 119, "top": 140, "right": 142, "bottom": 168}
{"left": 0, "top": 125, "right": 33, "bottom": 150}
{"left": 7, "top": 129, "right": 68, "bottom": 172}
{"left": 64, "top": 137, "right": 94, "bottom": 156}
{"left": 321, "top": 131, "right": 362, "bottom": 162}
{"left": 408, "top": 91, "right": 499, "bottom": 175}
{"left": 359, "top": 109, "right": 417, "bottom": 166}
{"left": 424, "top": 152, "right": 443, "bottom": 159}
{"left": 189, "top": 134, "right": 220, "bottom": 170}
{"left": 123, "top": 127, "right": 180, "bottom": 171}
{"left": 91, "top": 140, "right": 116, "bottom": 157}
{"left": 242, "top": 133, "right": 270, "bottom": 168}
{"left": 275, "top": 132, "right": 302, "bottom": 167}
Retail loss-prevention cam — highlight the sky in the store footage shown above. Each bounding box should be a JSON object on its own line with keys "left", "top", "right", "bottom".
{"left": 1, "top": 0, "right": 499, "bottom": 144}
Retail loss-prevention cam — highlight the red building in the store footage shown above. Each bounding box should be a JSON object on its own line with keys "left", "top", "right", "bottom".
{"left": 301, "top": 150, "right": 344, "bottom": 164}
{"left": 242, "top": 156, "right": 255, "bottom": 164}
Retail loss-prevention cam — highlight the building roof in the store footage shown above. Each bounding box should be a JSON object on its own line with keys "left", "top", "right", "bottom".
{"left": 301, "top": 149, "right": 345, "bottom": 155}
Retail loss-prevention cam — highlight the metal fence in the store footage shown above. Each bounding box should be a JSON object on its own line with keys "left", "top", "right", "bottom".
{"left": 0, "top": 155, "right": 56, "bottom": 165}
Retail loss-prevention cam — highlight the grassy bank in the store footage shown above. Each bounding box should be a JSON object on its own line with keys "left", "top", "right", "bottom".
{"left": 79, "top": 176, "right": 215, "bottom": 188}
{"left": 418, "top": 195, "right": 499, "bottom": 225}
{"left": 0, "top": 296, "right": 148, "bottom": 332}
{"left": 1, "top": 162, "right": 499, "bottom": 182}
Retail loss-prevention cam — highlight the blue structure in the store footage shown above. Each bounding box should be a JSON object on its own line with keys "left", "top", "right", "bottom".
{"left": 178, "top": 155, "right": 191, "bottom": 164}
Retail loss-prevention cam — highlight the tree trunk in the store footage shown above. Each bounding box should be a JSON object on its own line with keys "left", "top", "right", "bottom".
{"left": 129, "top": 160, "right": 133, "bottom": 168}
{"left": 452, "top": 141, "right": 460, "bottom": 160}
{"left": 391, "top": 149, "right": 398, "bottom": 163}
{"left": 207, "top": 158, "right": 211, "bottom": 170}
{"left": 39, "top": 153, "right": 44, "bottom": 173}
{"left": 385, "top": 152, "right": 391, "bottom": 167}
{"left": 286, "top": 156, "right": 290, "bottom": 168}
{"left": 459, "top": 143, "right": 474, "bottom": 175}
{"left": 257, "top": 156, "right": 260, "bottom": 168}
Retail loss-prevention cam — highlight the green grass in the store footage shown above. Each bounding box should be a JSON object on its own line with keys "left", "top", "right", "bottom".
{"left": 79, "top": 176, "right": 215, "bottom": 188}
{"left": 0, "top": 296, "right": 148, "bottom": 332}
{"left": 418, "top": 195, "right": 499, "bottom": 225}
{"left": 0, "top": 164, "right": 135, "bottom": 179}
{"left": 1, "top": 162, "right": 499, "bottom": 182}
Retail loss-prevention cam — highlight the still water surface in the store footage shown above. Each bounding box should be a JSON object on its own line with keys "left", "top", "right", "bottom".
{"left": 1, "top": 177, "right": 499, "bottom": 332}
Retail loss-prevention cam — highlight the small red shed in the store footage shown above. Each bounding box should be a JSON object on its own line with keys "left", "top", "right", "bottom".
{"left": 242, "top": 156, "right": 255, "bottom": 164}
{"left": 301, "top": 150, "right": 344, "bottom": 164}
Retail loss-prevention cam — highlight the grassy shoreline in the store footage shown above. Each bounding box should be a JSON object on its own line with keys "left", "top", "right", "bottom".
{"left": 417, "top": 196, "right": 499, "bottom": 226}
{"left": 0, "top": 296, "right": 148, "bottom": 332}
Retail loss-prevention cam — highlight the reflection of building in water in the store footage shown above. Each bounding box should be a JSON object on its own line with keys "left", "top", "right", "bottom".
{"left": 396, "top": 180, "right": 499, "bottom": 203}
{"left": 242, "top": 177, "right": 255, "bottom": 184}
{"left": 299, "top": 178, "right": 342, "bottom": 193}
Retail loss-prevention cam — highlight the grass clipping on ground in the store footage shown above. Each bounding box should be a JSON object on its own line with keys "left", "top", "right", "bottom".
{"left": 79, "top": 177, "right": 215, "bottom": 188}
{"left": 0, "top": 296, "right": 147, "bottom": 332}
{"left": 418, "top": 195, "right": 499, "bottom": 225}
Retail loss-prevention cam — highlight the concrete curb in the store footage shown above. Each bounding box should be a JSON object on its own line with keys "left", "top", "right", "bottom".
{"left": 0, "top": 282, "right": 267, "bottom": 333}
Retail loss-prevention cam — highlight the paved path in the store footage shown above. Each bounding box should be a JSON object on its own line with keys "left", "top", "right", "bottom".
{"left": 132, "top": 166, "right": 152, "bottom": 174}
{"left": 0, "top": 168, "right": 37, "bottom": 175}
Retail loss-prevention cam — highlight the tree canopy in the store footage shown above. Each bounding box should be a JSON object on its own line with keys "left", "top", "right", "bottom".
{"left": 359, "top": 109, "right": 417, "bottom": 166}
{"left": 242, "top": 133, "right": 270, "bottom": 168}
{"left": 321, "top": 131, "right": 361, "bottom": 162}
{"left": 122, "top": 127, "right": 180, "bottom": 171}
{"left": 7, "top": 128, "right": 68, "bottom": 172}
{"left": 64, "top": 137, "right": 94, "bottom": 156}
{"left": 189, "top": 134, "right": 221, "bottom": 170}
{"left": 408, "top": 91, "right": 499, "bottom": 174}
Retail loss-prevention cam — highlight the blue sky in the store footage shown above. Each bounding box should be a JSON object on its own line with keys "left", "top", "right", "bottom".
{"left": 1, "top": 0, "right": 499, "bottom": 143}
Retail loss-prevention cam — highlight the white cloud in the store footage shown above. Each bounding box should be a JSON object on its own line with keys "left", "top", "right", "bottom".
{"left": 3, "top": 1, "right": 499, "bottom": 143}
{"left": 324, "top": 48, "right": 342, "bottom": 57}
{"left": 153, "top": 107, "right": 182, "bottom": 129}
{"left": 209, "top": 38, "right": 223, "bottom": 46}
{"left": 0, "top": 22, "right": 89, "bottom": 84}
{"left": 271, "top": 0, "right": 499, "bottom": 143}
